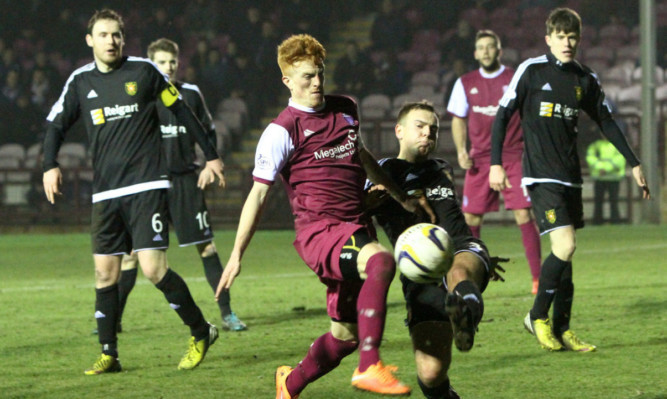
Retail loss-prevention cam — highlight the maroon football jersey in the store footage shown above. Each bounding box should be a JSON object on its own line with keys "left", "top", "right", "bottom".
{"left": 447, "top": 66, "right": 523, "bottom": 162}
{"left": 253, "top": 95, "right": 367, "bottom": 232}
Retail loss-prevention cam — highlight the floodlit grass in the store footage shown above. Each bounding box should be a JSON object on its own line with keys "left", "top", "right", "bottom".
{"left": 0, "top": 225, "right": 665, "bottom": 398}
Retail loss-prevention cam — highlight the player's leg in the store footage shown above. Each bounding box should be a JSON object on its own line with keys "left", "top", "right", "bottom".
{"left": 461, "top": 163, "right": 499, "bottom": 239}
{"left": 117, "top": 252, "right": 139, "bottom": 332}
{"left": 171, "top": 173, "right": 247, "bottom": 331}
{"left": 412, "top": 322, "right": 459, "bottom": 399}
{"left": 445, "top": 249, "right": 488, "bottom": 352}
{"left": 196, "top": 241, "right": 247, "bottom": 331}
{"left": 130, "top": 189, "right": 217, "bottom": 369}
{"left": 592, "top": 180, "right": 604, "bottom": 224}
{"left": 85, "top": 199, "right": 127, "bottom": 375}
{"left": 279, "top": 320, "right": 359, "bottom": 398}
{"left": 608, "top": 180, "right": 621, "bottom": 223}
{"left": 512, "top": 208, "right": 542, "bottom": 293}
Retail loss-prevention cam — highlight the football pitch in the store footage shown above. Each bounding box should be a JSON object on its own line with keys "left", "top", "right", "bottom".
{"left": 0, "top": 225, "right": 665, "bottom": 399}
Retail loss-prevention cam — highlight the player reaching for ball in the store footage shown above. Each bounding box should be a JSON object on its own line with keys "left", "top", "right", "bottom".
{"left": 366, "top": 100, "right": 505, "bottom": 399}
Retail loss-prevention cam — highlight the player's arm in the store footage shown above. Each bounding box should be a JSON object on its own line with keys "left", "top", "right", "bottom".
{"left": 42, "top": 79, "right": 81, "bottom": 204}
{"left": 359, "top": 146, "right": 436, "bottom": 223}
{"left": 451, "top": 116, "right": 472, "bottom": 169}
{"left": 215, "top": 181, "right": 271, "bottom": 297}
{"left": 161, "top": 82, "right": 225, "bottom": 188}
{"left": 584, "top": 79, "right": 649, "bottom": 198}
{"left": 489, "top": 105, "right": 513, "bottom": 191}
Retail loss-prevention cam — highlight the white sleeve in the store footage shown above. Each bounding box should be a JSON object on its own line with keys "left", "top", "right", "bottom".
{"left": 446, "top": 78, "right": 469, "bottom": 118}
{"left": 252, "top": 123, "right": 294, "bottom": 182}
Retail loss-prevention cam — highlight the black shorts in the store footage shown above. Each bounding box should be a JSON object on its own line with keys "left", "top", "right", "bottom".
{"left": 527, "top": 183, "right": 584, "bottom": 234}
{"left": 338, "top": 229, "right": 374, "bottom": 281}
{"left": 91, "top": 189, "right": 169, "bottom": 255}
{"left": 402, "top": 239, "right": 490, "bottom": 330}
{"left": 168, "top": 173, "right": 214, "bottom": 246}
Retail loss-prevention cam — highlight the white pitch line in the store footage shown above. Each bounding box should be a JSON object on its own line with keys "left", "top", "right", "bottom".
{"left": 2, "top": 243, "right": 665, "bottom": 293}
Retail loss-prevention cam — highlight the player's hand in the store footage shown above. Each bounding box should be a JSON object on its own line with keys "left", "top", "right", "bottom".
{"left": 215, "top": 258, "right": 241, "bottom": 299}
{"left": 198, "top": 158, "right": 226, "bottom": 189}
{"left": 365, "top": 184, "right": 390, "bottom": 210}
{"left": 631, "top": 165, "right": 650, "bottom": 199}
{"left": 43, "top": 167, "right": 63, "bottom": 204}
{"left": 488, "top": 256, "right": 508, "bottom": 282}
{"left": 489, "top": 164, "right": 511, "bottom": 192}
{"left": 457, "top": 152, "right": 473, "bottom": 170}
{"left": 401, "top": 191, "right": 437, "bottom": 224}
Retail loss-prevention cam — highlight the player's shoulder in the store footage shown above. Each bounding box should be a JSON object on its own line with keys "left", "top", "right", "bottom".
{"left": 430, "top": 158, "right": 453, "bottom": 173}
{"left": 179, "top": 81, "right": 202, "bottom": 94}
{"left": 517, "top": 55, "right": 549, "bottom": 73}
{"left": 66, "top": 62, "right": 96, "bottom": 82}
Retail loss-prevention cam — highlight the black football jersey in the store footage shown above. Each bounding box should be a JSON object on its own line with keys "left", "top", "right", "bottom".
{"left": 492, "top": 52, "right": 638, "bottom": 186}
{"left": 369, "top": 158, "right": 474, "bottom": 250}
{"left": 158, "top": 81, "right": 216, "bottom": 174}
{"left": 45, "top": 56, "right": 170, "bottom": 200}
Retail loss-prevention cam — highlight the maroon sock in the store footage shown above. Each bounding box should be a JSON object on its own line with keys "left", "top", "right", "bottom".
{"left": 357, "top": 251, "right": 395, "bottom": 372}
{"left": 519, "top": 221, "right": 542, "bottom": 280}
{"left": 468, "top": 224, "right": 481, "bottom": 239}
{"left": 286, "top": 332, "right": 357, "bottom": 395}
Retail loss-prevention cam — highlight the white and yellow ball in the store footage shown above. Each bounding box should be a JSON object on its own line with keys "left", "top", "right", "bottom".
{"left": 394, "top": 223, "right": 454, "bottom": 283}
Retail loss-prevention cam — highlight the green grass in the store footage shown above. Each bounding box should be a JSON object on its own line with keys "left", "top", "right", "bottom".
{"left": 0, "top": 225, "right": 665, "bottom": 399}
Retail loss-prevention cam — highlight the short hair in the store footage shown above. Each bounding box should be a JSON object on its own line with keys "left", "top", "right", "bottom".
{"left": 277, "top": 34, "right": 326, "bottom": 76}
{"left": 87, "top": 9, "right": 125, "bottom": 37}
{"left": 546, "top": 7, "right": 582, "bottom": 36}
{"left": 147, "top": 38, "right": 179, "bottom": 60}
{"left": 396, "top": 100, "right": 439, "bottom": 124}
{"left": 475, "top": 30, "right": 502, "bottom": 50}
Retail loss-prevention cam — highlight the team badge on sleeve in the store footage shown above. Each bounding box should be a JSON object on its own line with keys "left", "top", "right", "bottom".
{"left": 545, "top": 209, "right": 556, "bottom": 224}
{"left": 125, "top": 82, "right": 138, "bottom": 96}
{"left": 574, "top": 86, "right": 582, "bottom": 101}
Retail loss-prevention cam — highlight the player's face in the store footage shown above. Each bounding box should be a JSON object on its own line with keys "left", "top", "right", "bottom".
{"left": 283, "top": 59, "right": 325, "bottom": 108}
{"left": 396, "top": 109, "right": 439, "bottom": 162}
{"left": 474, "top": 36, "right": 501, "bottom": 72}
{"left": 151, "top": 50, "right": 179, "bottom": 81}
{"left": 546, "top": 30, "right": 579, "bottom": 63}
{"left": 86, "top": 19, "right": 124, "bottom": 72}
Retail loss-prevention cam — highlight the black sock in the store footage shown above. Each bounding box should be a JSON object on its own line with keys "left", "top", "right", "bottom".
{"left": 202, "top": 254, "right": 231, "bottom": 316}
{"left": 531, "top": 253, "right": 569, "bottom": 320}
{"left": 410, "top": 282, "right": 447, "bottom": 319}
{"left": 117, "top": 268, "right": 138, "bottom": 323}
{"left": 95, "top": 285, "right": 119, "bottom": 357}
{"left": 418, "top": 377, "right": 452, "bottom": 399}
{"left": 155, "top": 269, "right": 208, "bottom": 340}
{"left": 552, "top": 262, "right": 574, "bottom": 337}
{"left": 453, "top": 280, "right": 484, "bottom": 325}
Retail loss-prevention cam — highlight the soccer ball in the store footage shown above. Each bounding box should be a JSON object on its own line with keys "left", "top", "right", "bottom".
{"left": 394, "top": 223, "right": 455, "bottom": 283}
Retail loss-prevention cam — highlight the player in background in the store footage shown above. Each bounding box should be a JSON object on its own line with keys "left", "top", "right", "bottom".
{"left": 366, "top": 101, "right": 504, "bottom": 399}
{"left": 215, "top": 34, "right": 435, "bottom": 398}
{"left": 42, "top": 10, "right": 224, "bottom": 374}
{"left": 447, "top": 30, "right": 541, "bottom": 295}
{"left": 115, "top": 38, "right": 246, "bottom": 333}
{"left": 490, "top": 8, "right": 650, "bottom": 352}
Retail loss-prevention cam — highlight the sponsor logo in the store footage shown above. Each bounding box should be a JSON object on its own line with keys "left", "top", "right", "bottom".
{"left": 94, "top": 311, "right": 106, "bottom": 319}
{"left": 539, "top": 102, "right": 578, "bottom": 120}
{"left": 541, "top": 82, "right": 553, "bottom": 91}
{"left": 125, "top": 81, "right": 138, "bottom": 96}
{"left": 340, "top": 252, "right": 352, "bottom": 260}
{"left": 87, "top": 90, "right": 98, "bottom": 99}
{"left": 405, "top": 173, "right": 419, "bottom": 182}
{"left": 425, "top": 185, "right": 455, "bottom": 200}
{"left": 152, "top": 233, "right": 163, "bottom": 241}
{"left": 313, "top": 129, "right": 358, "bottom": 160}
{"left": 90, "top": 103, "right": 140, "bottom": 125}
{"left": 574, "top": 86, "right": 583, "bottom": 101}
{"left": 472, "top": 104, "right": 499, "bottom": 116}
{"left": 304, "top": 129, "right": 317, "bottom": 137}
{"left": 169, "top": 303, "right": 181, "bottom": 310}
{"left": 470, "top": 87, "right": 479, "bottom": 94}
{"left": 161, "top": 124, "right": 186, "bottom": 137}
{"left": 256, "top": 154, "right": 271, "bottom": 170}
{"left": 545, "top": 209, "right": 556, "bottom": 224}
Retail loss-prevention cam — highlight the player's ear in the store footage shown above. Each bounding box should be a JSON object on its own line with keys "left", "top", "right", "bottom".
{"left": 395, "top": 123, "right": 403, "bottom": 140}
{"left": 282, "top": 75, "right": 292, "bottom": 91}
{"left": 86, "top": 34, "right": 93, "bottom": 48}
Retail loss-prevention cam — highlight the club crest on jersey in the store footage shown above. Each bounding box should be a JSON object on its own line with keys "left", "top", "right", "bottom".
{"left": 545, "top": 209, "right": 556, "bottom": 224}
{"left": 574, "top": 86, "right": 583, "bottom": 101}
{"left": 125, "top": 82, "right": 138, "bottom": 96}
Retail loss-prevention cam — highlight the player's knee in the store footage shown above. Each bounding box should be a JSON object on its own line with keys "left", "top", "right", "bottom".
{"left": 94, "top": 268, "right": 118, "bottom": 286}
{"left": 415, "top": 358, "right": 448, "bottom": 387}
{"left": 364, "top": 251, "right": 395, "bottom": 282}
{"left": 552, "top": 241, "right": 576, "bottom": 260}
{"left": 330, "top": 321, "right": 359, "bottom": 344}
{"left": 198, "top": 242, "right": 217, "bottom": 258}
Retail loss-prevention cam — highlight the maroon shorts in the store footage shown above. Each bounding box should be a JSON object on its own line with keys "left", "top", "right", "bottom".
{"left": 461, "top": 160, "right": 532, "bottom": 214}
{"left": 293, "top": 220, "right": 375, "bottom": 322}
